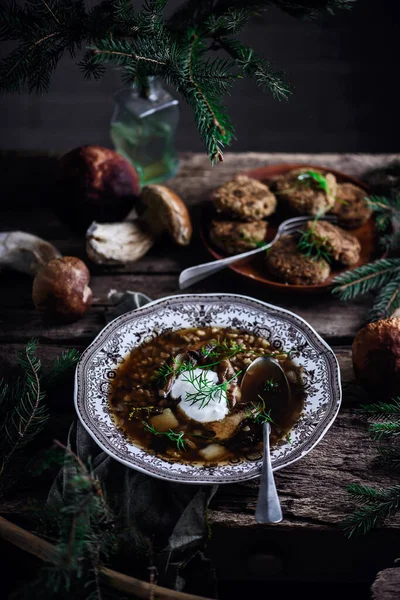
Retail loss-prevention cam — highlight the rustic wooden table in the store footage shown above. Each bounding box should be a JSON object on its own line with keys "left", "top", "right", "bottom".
{"left": 1, "top": 151, "right": 400, "bottom": 597}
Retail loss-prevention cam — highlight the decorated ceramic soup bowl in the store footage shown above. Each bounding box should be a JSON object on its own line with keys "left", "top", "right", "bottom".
{"left": 74, "top": 293, "right": 341, "bottom": 484}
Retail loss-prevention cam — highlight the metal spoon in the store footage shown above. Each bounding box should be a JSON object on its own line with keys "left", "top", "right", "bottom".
{"left": 240, "top": 356, "right": 291, "bottom": 524}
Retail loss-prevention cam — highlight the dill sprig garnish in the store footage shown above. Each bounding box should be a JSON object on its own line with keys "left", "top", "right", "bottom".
{"left": 297, "top": 170, "right": 329, "bottom": 194}
{"left": 201, "top": 338, "right": 246, "bottom": 360}
{"left": 152, "top": 357, "right": 191, "bottom": 386}
{"left": 246, "top": 395, "right": 277, "bottom": 426}
{"left": 263, "top": 378, "right": 279, "bottom": 393}
{"left": 142, "top": 421, "right": 186, "bottom": 452}
{"left": 297, "top": 220, "right": 332, "bottom": 263}
{"left": 181, "top": 369, "right": 241, "bottom": 409}
{"left": 154, "top": 337, "right": 247, "bottom": 386}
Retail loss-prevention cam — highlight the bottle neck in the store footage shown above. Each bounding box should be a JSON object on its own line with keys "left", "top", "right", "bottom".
{"left": 137, "top": 77, "right": 160, "bottom": 101}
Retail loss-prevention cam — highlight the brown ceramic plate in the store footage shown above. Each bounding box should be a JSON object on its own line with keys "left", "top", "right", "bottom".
{"left": 200, "top": 163, "right": 380, "bottom": 294}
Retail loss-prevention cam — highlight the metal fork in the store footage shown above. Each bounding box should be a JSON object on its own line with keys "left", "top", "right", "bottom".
{"left": 178, "top": 215, "right": 338, "bottom": 289}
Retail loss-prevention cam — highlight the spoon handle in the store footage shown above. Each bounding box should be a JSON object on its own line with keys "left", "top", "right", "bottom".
{"left": 255, "top": 422, "right": 283, "bottom": 524}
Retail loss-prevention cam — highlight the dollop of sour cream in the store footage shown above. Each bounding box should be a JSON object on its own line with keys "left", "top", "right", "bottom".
{"left": 170, "top": 368, "right": 229, "bottom": 423}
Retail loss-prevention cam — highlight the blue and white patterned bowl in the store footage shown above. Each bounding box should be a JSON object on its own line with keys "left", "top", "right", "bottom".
{"left": 74, "top": 293, "right": 341, "bottom": 484}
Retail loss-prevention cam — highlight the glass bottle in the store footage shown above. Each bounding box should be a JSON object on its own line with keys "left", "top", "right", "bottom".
{"left": 110, "top": 78, "right": 179, "bottom": 186}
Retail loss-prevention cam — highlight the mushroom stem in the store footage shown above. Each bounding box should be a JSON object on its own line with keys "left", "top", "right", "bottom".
{"left": 0, "top": 231, "right": 61, "bottom": 276}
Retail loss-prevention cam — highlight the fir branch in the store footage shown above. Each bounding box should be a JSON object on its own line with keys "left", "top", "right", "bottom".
{"left": 0, "top": 342, "right": 79, "bottom": 479}
{"left": 366, "top": 194, "right": 400, "bottom": 232}
{"left": 90, "top": 38, "right": 167, "bottom": 68}
{"left": 342, "top": 484, "right": 400, "bottom": 537}
{"left": 0, "top": 341, "right": 48, "bottom": 476}
{"left": 376, "top": 448, "right": 400, "bottom": 471}
{"left": 219, "top": 37, "right": 291, "bottom": 101}
{"left": 332, "top": 258, "right": 400, "bottom": 301}
{"left": 369, "top": 422, "right": 400, "bottom": 440}
{"left": 368, "top": 276, "right": 400, "bottom": 322}
{"left": 36, "top": 441, "right": 116, "bottom": 598}
{"left": 40, "top": 0, "right": 61, "bottom": 25}
{"left": 380, "top": 230, "right": 400, "bottom": 254}
{"left": 41, "top": 348, "right": 80, "bottom": 389}
{"left": 0, "top": 0, "right": 355, "bottom": 161}
{"left": 346, "top": 482, "right": 391, "bottom": 504}
{"left": 174, "top": 29, "right": 235, "bottom": 163}
{"left": 358, "top": 398, "right": 400, "bottom": 420}
{"left": 204, "top": 8, "right": 254, "bottom": 36}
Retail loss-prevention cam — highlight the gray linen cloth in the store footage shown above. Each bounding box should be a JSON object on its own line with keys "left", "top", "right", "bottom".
{"left": 47, "top": 291, "right": 219, "bottom": 595}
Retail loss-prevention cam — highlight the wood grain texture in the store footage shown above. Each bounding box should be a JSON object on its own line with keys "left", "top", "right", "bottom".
{"left": 1, "top": 152, "right": 400, "bottom": 589}
{"left": 0, "top": 271, "right": 369, "bottom": 343}
{"left": 372, "top": 568, "right": 400, "bottom": 600}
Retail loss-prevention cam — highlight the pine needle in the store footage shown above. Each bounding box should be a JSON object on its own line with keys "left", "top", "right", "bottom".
{"left": 36, "top": 441, "right": 116, "bottom": 597}
{"left": 368, "top": 275, "right": 400, "bottom": 321}
{"left": 376, "top": 448, "right": 400, "bottom": 471}
{"left": 366, "top": 194, "right": 400, "bottom": 232}
{"left": 369, "top": 422, "right": 400, "bottom": 440}
{"left": 342, "top": 484, "right": 400, "bottom": 537}
{"left": 0, "top": 340, "right": 48, "bottom": 475}
{"left": 357, "top": 398, "right": 400, "bottom": 420}
{"left": 41, "top": 348, "right": 80, "bottom": 389}
{"left": 0, "top": 0, "right": 353, "bottom": 161}
{"left": 332, "top": 258, "right": 400, "bottom": 301}
{"left": 0, "top": 341, "right": 79, "bottom": 478}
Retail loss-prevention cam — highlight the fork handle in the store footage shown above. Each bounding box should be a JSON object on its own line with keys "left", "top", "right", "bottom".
{"left": 178, "top": 243, "right": 272, "bottom": 289}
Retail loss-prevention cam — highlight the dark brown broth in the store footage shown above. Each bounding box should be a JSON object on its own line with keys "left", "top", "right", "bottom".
{"left": 108, "top": 326, "right": 305, "bottom": 465}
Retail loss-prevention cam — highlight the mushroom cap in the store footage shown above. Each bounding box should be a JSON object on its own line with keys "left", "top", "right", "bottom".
{"left": 58, "top": 145, "right": 140, "bottom": 229}
{"left": 0, "top": 231, "right": 61, "bottom": 276}
{"left": 138, "top": 184, "right": 192, "bottom": 246}
{"left": 352, "top": 317, "right": 400, "bottom": 394}
{"left": 32, "top": 256, "right": 92, "bottom": 322}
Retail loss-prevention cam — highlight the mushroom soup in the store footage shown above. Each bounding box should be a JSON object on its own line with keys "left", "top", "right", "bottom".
{"left": 109, "top": 327, "right": 305, "bottom": 464}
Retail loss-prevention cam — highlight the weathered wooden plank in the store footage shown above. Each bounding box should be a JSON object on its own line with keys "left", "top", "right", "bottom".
{"left": 1, "top": 153, "right": 398, "bottom": 586}
{"left": 1, "top": 341, "right": 397, "bottom": 545}
{"left": 209, "top": 402, "right": 400, "bottom": 530}
{"left": 0, "top": 278, "right": 369, "bottom": 344}
{"left": 372, "top": 568, "right": 400, "bottom": 600}
{"left": 1, "top": 152, "right": 398, "bottom": 217}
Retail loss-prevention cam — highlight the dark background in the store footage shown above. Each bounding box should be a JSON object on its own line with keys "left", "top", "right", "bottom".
{"left": 0, "top": 0, "right": 399, "bottom": 154}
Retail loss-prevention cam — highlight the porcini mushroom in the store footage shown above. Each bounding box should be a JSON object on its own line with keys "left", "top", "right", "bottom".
{"left": 352, "top": 317, "right": 400, "bottom": 396}
{"left": 0, "top": 231, "right": 61, "bottom": 275}
{"left": 0, "top": 231, "right": 92, "bottom": 322}
{"left": 138, "top": 184, "right": 193, "bottom": 246}
{"left": 86, "top": 221, "right": 155, "bottom": 265}
{"left": 58, "top": 145, "right": 141, "bottom": 229}
{"left": 32, "top": 256, "right": 92, "bottom": 322}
